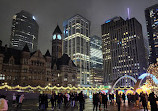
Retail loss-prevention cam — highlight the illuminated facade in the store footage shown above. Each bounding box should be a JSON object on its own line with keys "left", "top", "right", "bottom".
{"left": 63, "top": 14, "right": 90, "bottom": 85}
{"left": 101, "top": 17, "right": 147, "bottom": 87}
{"left": 10, "top": 10, "right": 39, "bottom": 52}
{"left": 90, "top": 35, "right": 103, "bottom": 86}
{"left": 145, "top": 4, "right": 158, "bottom": 64}
{"left": 0, "top": 42, "right": 52, "bottom": 87}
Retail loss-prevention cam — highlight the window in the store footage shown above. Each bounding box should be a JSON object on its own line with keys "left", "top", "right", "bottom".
{"left": 0, "top": 74, "right": 5, "bottom": 80}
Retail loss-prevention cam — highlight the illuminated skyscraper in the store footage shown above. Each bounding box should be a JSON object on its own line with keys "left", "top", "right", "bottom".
{"left": 10, "top": 10, "right": 39, "bottom": 52}
{"left": 90, "top": 35, "right": 103, "bottom": 86}
{"left": 145, "top": 4, "right": 158, "bottom": 64}
{"left": 63, "top": 14, "right": 90, "bottom": 85}
{"left": 101, "top": 17, "right": 147, "bottom": 87}
{"left": 90, "top": 35, "right": 103, "bottom": 69}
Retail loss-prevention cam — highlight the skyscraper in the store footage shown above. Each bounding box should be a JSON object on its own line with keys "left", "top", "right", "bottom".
{"left": 90, "top": 35, "right": 103, "bottom": 86}
{"left": 101, "top": 17, "right": 147, "bottom": 87}
{"left": 90, "top": 35, "right": 103, "bottom": 69}
{"left": 10, "top": 10, "right": 39, "bottom": 52}
{"left": 63, "top": 14, "right": 90, "bottom": 85}
{"left": 145, "top": 4, "right": 158, "bottom": 64}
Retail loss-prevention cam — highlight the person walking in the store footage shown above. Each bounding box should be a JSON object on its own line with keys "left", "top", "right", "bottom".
{"left": 70, "top": 93, "right": 75, "bottom": 107}
{"left": 0, "top": 95, "right": 8, "bottom": 111}
{"left": 140, "top": 92, "right": 148, "bottom": 111}
{"left": 17, "top": 94, "right": 24, "bottom": 109}
{"left": 93, "top": 93, "right": 99, "bottom": 111}
{"left": 50, "top": 93, "right": 55, "bottom": 110}
{"left": 122, "top": 93, "right": 125, "bottom": 104}
{"left": 98, "top": 92, "right": 102, "bottom": 110}
{"left": 12, "top": 93, "right": 16, "bottom": 108}
{"left": 116, "top": 91, "right": 121, "bottom": 111}
{"left": 78, "top": 91, "right": 84, "bottom": 111}
{"left": 102, "top": 93, "right": 108, "bottom": 110}
{"left": 57, "top": 93, "right": 62, "bottom": 109}
{"left": 149, "top": 92, "right": 157, "bottom": 111}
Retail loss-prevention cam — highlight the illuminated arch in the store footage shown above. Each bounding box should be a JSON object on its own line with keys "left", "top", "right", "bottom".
{"left": 110, "top": 75, "right": 137, "bottom": 92}
{"left": 138, "top": 73, "right": 158, "bottom": 86}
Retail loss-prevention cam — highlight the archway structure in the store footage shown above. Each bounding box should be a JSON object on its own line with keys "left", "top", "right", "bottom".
{"left": 109, "top": 75, "right": 137, "bottom": 93}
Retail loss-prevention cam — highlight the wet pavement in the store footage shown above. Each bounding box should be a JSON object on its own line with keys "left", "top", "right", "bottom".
{"left": 8, "top": 99, "right": 150, "bottom": 111}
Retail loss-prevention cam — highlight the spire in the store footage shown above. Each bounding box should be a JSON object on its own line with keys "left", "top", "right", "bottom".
{"left": 22, "top": 44, "right": 30, "bottom": 52}
{"left": 53, "top": 25, "right": 62, "bottom": 35}
{"left": 45, "top": 50, "right": 51, "bottom": 57}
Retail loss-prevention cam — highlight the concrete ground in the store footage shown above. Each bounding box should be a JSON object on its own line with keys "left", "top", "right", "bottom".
{"left": 8, "top": 99, "right": 150, "bottom": 111}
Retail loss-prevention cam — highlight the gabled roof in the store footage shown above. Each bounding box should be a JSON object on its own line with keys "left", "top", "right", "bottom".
{"left": 45, "top": 50, "right": 51, "bottom": 57}
{"left": 52, "top": 54, "right": 76, "bottom": 70}
{"left": 53, "top": 25, "right": 62, "bottom": 35}
{"left": 22, "top": 44, "right": 30, "bottom": 52}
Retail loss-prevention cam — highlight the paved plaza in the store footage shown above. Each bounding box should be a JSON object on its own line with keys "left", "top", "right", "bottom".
{"left": 8, "top": 99, "right": 150, "bottom": 111}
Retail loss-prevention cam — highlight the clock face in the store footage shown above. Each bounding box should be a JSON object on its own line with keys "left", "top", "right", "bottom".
{"left": 57, "top": 34, "right": 61, "bottom": 39}
{"left": 53, "top": 35, "right": 56, "bottom": 39}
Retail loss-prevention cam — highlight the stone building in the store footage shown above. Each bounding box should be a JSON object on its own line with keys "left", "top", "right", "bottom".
{"left": 52, "top": 54, "right": 77, "bottom": 87}
{"left": 0, "top": 41, "right": 52, "bottom": 87}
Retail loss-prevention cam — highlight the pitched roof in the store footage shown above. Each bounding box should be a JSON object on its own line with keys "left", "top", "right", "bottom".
{"left": 52, "top": 54, "right": 76, "bottom": 70}
{"left": 22, "top": 44, "right": 30, "bottom": 52}
{"left": 45, "top": 50, "right": 51, "bottom": 57}
{"left": 53, "top": 25, "right": 62, "bottom": 35}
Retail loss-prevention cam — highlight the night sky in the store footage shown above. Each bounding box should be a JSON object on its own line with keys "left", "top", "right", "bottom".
{"left": 0, "top": 0, "right": 158, "bottom": 53}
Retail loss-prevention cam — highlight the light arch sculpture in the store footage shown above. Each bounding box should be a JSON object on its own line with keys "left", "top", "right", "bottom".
{"left": 138, "top": 73, "right": 158, "bottom": 87}
{"left": 110, "top": 75, "right": 137, "bottom": 93}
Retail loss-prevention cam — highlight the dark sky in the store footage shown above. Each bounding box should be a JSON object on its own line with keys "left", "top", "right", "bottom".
{"left": 0, "top": 0, "right": 158, "bottom": 53}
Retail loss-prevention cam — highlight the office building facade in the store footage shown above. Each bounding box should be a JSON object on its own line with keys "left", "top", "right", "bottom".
{"left": 63, "top": 14, "right": 90, "bottom": 85}
{"left": 145, "top": 4, "right": 158, "bottom": 64}
{"left": 101, "top": 17, "right": 147, "bottom": 87}
{"left": 10, "top": 10, "right": 39, "bottom": 52}
{"left": 90, "top": 35, "right": 103, "bottom": 86}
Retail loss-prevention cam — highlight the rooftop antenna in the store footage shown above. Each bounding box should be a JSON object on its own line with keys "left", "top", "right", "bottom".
{"left": 127, "top": 8, "right": 130, "bottom": 19}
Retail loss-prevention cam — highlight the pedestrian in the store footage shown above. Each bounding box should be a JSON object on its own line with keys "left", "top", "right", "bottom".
{"left": 140, "top": 92, "right": 148, "bottom": 111}
{"left": 44, "top": 94, "right": 48, "bottom": 110}
{"left": 64, "top": 93, "right": 68, "bottom": 107}
{"left": 149, "top": 92, "right": 157, "bottom": 111}
{"left": 50, "top": 93, "right": 55, "bottom": 110}
{"left": 38, "top": 94, "right": 42, "bottom": 110}
{"left": 102, "top": 93, "right": 108, "bottom": 109}
{"left": 93, "top": 93, "right": 99, "bottom": 111}
{"left": 122, "top": 93, "right": 125, "bottom": 104}
{"left": 70, "top": 93, "right": 75, "bottom": 107}
{"left": 12, "top": 93, "right": 16, "bottom": 107}
{"left": 17, "top": 94, "right": 24, "bottom": 109}
{"left": 116, "top": 93, "right": 121, "bottom": 111}
{"left": 135, "top": 92, "right": 139, "bottom": 107}
{"left": 57, "top": 93, "right": 62, "bottom": 109}
{"left": 0, "top": 95, "right": 8, "bottom": 111}
{"left": 98, "top": 92, "right": 102, "bottom": 110}
{"left": 78, "top": 91, "right": 84, "bottom": 111}
{"left": 40, "top": 94, "right": 46, "bottom": 110}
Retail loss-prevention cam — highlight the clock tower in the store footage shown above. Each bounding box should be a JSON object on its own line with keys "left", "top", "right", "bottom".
{"left": 52, "top": 25, "right": 62, "bottom": 61}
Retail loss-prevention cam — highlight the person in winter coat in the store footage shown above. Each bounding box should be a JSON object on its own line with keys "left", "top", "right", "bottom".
{"left": 93, "top": 93, "right": 99, "bottom": 111}
{"left": 50, "top": 93, "right": 55, "bottom": 110}
{"left": 140, "top": 92, "right": 148, "bottom": 111}
{"left": 149, "top": 92, "right": 157, "bottom": 111}
{"left": 78, "top": 91, "right": 84, "bottom": 111}
{"left": 17, "top": 94, "right": 24, "bottom": 109}
{"left": 98, "top": 92, "right": 102, "bottom": 110}
{"left": 0, "top": 95, "right": 8, "bottom": 111}
{"left": 57, "top": 93, "right": 63, "bottom": 109}
{"left": 102, "top": 93, "right": 108, "bottom": 109}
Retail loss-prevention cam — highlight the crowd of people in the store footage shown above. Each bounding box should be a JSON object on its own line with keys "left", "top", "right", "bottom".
{"left": 0, "top": 91, "right": 158, "bottom": 111}
{"left": 38, "top": 91, "right": 85, "bottom": 111}
{"left": 93, "top": 91, "right": 158, "bottom": 111}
